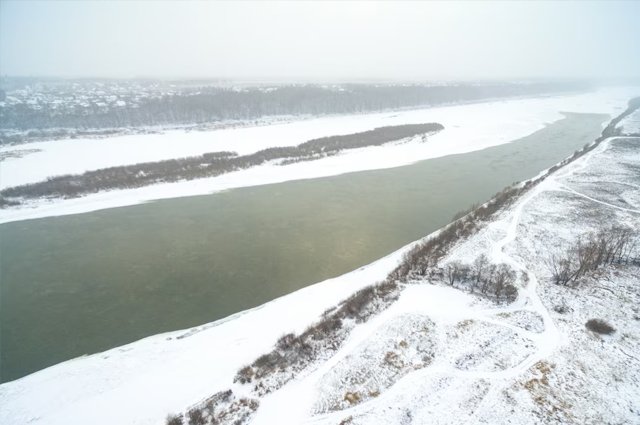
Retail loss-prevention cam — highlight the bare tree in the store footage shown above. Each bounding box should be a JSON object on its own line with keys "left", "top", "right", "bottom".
{"left": 480, "top": 264, "right": 498, "bottom": 294}
{"left": 493, "top": 264, "right": 517, "bottom": 300}
{"left": 444, "top": 261, "right": 466, "bottom": 286}
{"left": 546, "top": 225, "right": 639, "bottom": 286}
{"left": 546, "top": 252, "right": 574, "bottom": 286}
{"left": 473, "top": 254, "right": 489, "bottom": 289}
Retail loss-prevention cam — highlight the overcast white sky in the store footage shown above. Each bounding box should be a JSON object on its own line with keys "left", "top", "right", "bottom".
{"left": 1, "top": 0, "right": 639, "bottom": 81}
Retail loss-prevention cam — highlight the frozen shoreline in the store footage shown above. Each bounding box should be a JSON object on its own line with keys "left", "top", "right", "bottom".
{"left": 1, "top": 87, "right": 638, "bottom": 224}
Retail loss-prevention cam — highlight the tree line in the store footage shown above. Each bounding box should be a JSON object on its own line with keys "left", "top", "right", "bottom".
{"left": 0, "top": 123, "right": 442, "bottom": 204}
{"left": 0, "top": 82, "right": 590, "bottom": 135}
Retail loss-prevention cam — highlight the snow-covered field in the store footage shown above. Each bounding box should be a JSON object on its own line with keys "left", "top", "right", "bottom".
{"left": 1, "top": 87, "right": 638, "bottom": 224}
{"left": 1, "top": 119, "right": 638, "bottom": 422}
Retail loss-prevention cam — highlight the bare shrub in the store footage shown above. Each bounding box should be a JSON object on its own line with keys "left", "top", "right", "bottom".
{"left": 276, "top": 333, "right": 296, "bottom": 351}
{"left": 0, "top": 196, "right": 19, "bottom": 207}
{"left": 337, "top": 286, "right": 377, "bottom": 321}
{"left": 166, "top": 414, "right": 184, "bottom": 425}
{"left": 492, "top": 263, "right": 518, "bottom": 300}
{"left": 235, "top": 365, "right": 254, "bottom": 384}
{"left": 501, "top": 283, "right": 519, "bottom": 303}
{"left": 546, "top": 253, "right": 573, "bottom": 286}
{"left": 451, "top": 203, "right": 479, "bottom": 221}
{"left": 187, "top": 408, "right": 205, "bottom": 425}
{"left": 251, "top": 352, "right": 285, "bottom": 378}
{"left": 339, "top": 416, "right": 354, "bottom": 425}
{"left": 443, "top": 261, "right": 465, "bottom": 286}
{"left": 302, "top": 316, "right": 343, "bottom": 341}
{"left": 585, "top": 319, "right": 615, "bottom": 335}
{"left": 553, "top": 303, "right": 570, "bottom": 314}
{"left": 170, "top": 389, "right": 257, "bottom": 425}
{"left": 547, "top": 226, "right": 638, "bottom": 286}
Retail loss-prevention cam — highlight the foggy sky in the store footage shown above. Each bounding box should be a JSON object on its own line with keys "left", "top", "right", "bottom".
{"left": 1, "top": 0, "right": 639, "bottom": 81}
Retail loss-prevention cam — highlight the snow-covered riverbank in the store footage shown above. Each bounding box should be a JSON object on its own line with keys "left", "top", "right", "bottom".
{"left": 1, "top": 87, "right": 638, "bottom": 224}
{"left": 1, "top": 106, "right": 638, "bottom": 424}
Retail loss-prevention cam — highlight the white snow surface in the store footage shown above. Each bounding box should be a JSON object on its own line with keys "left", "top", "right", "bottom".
{"left": 1, "top": 134, "right": 639, "bottom": 424}
{"left": 617, "top": 107, "right": 640, "bottom": 134}
{"left": 1, "top": 87, "right": 639, "bottom": 224}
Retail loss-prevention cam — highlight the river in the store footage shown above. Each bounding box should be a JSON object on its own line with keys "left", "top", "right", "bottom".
{"left": 0, "top": 112, "right": 607, "bottom": 382}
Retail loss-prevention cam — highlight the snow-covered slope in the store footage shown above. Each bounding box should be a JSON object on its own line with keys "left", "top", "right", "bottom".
{"left": 1, "top": 87, "right": 638, "bottom": 224}
{"left": 1, "top": 119, "right": 638, "bottom": 422}
{"left": 617, "top": 107, "right": 640, "bottom": 135}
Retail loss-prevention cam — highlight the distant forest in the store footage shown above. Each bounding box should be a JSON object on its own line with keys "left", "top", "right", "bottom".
{"left": 0, "top": 81, "right": 589, "bottom": 133}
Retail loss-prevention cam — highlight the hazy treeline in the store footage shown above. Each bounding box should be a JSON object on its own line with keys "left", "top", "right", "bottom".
{"left": 0, "top": 81, "right": 589, "bottom": 133}
{"left": 0, "top": 123, "right": 442, "bottom": 203}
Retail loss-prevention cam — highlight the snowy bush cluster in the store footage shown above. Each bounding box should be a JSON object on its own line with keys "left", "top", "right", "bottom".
{"left": 442, "top": 255, "right": 519, "bottom": 302}
{"left": 165, "top": 389, "right": 259, "bottom": 425}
